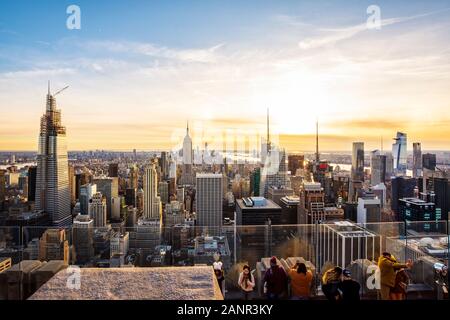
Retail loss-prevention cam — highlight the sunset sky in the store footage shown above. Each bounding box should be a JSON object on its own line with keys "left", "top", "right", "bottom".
{"left": 1, "top": 0, "right": 450, "bottom": 152}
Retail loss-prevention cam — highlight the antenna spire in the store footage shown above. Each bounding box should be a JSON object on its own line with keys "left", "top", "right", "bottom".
{"left": 48, "top": 80, "right": 50, "bottom": 95}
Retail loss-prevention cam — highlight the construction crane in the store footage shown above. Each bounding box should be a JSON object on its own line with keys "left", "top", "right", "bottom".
{"left": 53, "top": 85, "right": 69, "bottom": 97}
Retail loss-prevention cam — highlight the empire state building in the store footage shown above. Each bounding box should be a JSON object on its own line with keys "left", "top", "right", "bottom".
{"left": 35, "top": 84, "right": 72, "bottom": 227}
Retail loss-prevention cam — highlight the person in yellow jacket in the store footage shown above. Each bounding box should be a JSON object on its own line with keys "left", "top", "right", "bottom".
{"left": 378, "top": 252, "right": 413, "bottom": 300}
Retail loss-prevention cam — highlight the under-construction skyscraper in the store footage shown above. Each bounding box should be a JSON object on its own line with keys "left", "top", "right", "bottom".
{"left": 35, "top": 83, "right": 72, "bottom": 227}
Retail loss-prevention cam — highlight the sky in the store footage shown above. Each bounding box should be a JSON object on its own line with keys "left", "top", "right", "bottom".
{"left": 0, "top": 0, "right": 450, "bottom": 152}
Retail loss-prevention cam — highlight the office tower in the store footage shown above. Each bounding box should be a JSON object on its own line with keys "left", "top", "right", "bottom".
{"left": 89, "top": 192, "right": 107, "bottom": 228}
{"left": 236, "top": 197, "right": 282, "bottom": 225}
{"left": 75, "top": 170, "right": 90, "bottom": 201}
{"left": 391, "top": 176, "right": 417, "bottom": 215}
{"left": 125, "top": 188, "right": 137, "bottom": 207}
{"left": 385, "top": 152, "right": 394, "bottom": 180}
{"left": 10, "top": 154, "right": 16, "bottom": 164}
{"left": 110, "top": 232, "right": 129, "bottom": 257}
{"left": 268, "top": 186, "right": 294, "bottom": 205}
{"left": 371, "top": 183, "right": 387, "bottom": 208}
{"left": 158, "top": 181, "right": 169, "bottom": 204}
{"left": 108, "top": 163, "right": 119, "bottom": 177}
{"left": 357, "top": 193, "right": 381, "bottom": 224}
{"left": 160, "top": 152, "right": 169, "bottom": 180}
{"left": 392, "top": 132, "right": 407, "bottom": 174}
{"left": 370, "top": 152, "right": 386, "bottom": 186}
{"left": 79, "top": 183, "right": 97, "bottom": 215}
{"left": 35, "top": 85, "right": 71, "bottom": 227}
{"left": 169, "top": 156, "right": 177, "bottom": 185}
{"left": 143, "top": 164, "right": 162, "bottom": 220}
{"left": 249, "top": 168, "right": 261, "bottom": 197}
{"left": 299, "top": 182, "right": 325, "bottom": 224}
{"left": 128, "top": 164, "right": 139, "bottom": 189}
{"left": 38, "top": 229, "right": 69, "bottom": 265}
{"left": 94, "top": 177, "right": 119, "bottom": 219}
{"left": 422, "top": 153, "right": 437, "bottom": 171}
{"left": 111, "top": 196, "right": 121, "bottom": 221}
{"left": 288, "top": 154, "right": 304, "bottom": 176}
{"left": 137, "top": 188, "right": 144, "bottom": 213}
{"left": 260, "top": 147, "right": 289, "bottom": 198}
{"left": 196, "top": 173, "right": 223, "bottom": 234}
{"left": 0, "top": 169, "right": 6, "bottom": 204}
{"left": 423, "top": 178, "right": 450, "bottom": 221}
{"left": 18, "top": 175, "right": 28, "bottom": 196}
{"left": 351, "top": 142, "right": 364, "bottom": 182}
{"left": 412, "top": 143, "right": 422, "bottom": 178}
{"left": 297, "top": 182, "right": 342, "bottom": 224}
{"left": 72, "top": 214, "right": 94, "bottom": 264}
{"left": 181, "top": 122, "right": 194, "bottom": 185}
{"left": 399, "top": 196, "right": 438, "bottom": 232}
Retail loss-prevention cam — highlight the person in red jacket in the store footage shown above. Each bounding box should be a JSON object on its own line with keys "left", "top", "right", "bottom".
{"left": 263, "top": 256, "right": 288, "bottom": 300}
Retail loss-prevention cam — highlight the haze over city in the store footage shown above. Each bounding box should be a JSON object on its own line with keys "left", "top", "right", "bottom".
{"left": 1, "top": 0, "right": 450, "bottom": 151}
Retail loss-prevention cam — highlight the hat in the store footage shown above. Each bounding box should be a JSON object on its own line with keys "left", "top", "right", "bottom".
{"left": 270, "top": 256, "right": 277, "bottom": 265}
{"left": 213, "top": 261, "right": 223, "bottom": 271}
{"left": 343, "top": 269, "right": 351, "bottom": 277}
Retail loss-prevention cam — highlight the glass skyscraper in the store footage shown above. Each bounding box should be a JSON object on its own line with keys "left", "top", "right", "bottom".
{"left": 35, "top": 86, "right": 71, "bottom": 227}
{"left": 392, "top": 132, "right": 407, "bottom": 174}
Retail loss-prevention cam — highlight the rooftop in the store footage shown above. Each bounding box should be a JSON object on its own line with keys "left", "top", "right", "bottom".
{"left": 236, "top": 198, "right": 281, "bottom": 210}
{"left": 29, "top": 266, "right": 223, "bottom": 300}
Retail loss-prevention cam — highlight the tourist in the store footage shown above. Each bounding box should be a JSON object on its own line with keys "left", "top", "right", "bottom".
{"left": 390, "top": 268, "right": 409, "bottom": 300}
{"left": 238, "top": 264, "right": 255, "bottom": 300}
{"left": 213, "top": 261, "right": 225, "bottom": 297}
{"left": 263, "top": 256, "right": 288, "bottom": 300}
{"left": 322, "top": 266, "right": 343, "bottom": 301}
{"left": 288, "top": 261, "right": 313, "bottom": 300}
{"left": 338, "top": 269, "right": 361, "bottom": 302}
{"left": 378, "top": 252, "right": 412, "bottom": 300}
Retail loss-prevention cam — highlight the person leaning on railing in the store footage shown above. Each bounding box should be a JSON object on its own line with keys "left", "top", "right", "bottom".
{"left": 288, "top": 261, "right": 313, "bottom": 300}
{"left": 378, "top": 252, "right": 413, "bottom": 300}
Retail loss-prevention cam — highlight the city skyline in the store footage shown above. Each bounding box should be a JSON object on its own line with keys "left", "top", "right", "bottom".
{"left": 1, "top": 1, "right": 450, "bottom": 152}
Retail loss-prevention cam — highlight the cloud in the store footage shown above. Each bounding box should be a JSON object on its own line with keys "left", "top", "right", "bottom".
{"left": 0, "top": 68, "right": 76, "bottom": 79}
{"left": 83, "top": 40, "right": 225, "bottom": 63}
{"left": 298, "top": 9, "right": 450, "bottom": 50}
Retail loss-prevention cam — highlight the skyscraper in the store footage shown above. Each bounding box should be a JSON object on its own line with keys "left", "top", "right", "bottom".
{"left": 108, "top": 163, "right": 119, "bottom": 177}
{"left": 423, "top": 153, "right": 437, "bottom": 171}
{"left": 351, "top": 142, "right": 364, "bottom": 182}
{"left": 412, "top": 142, "right": 422, "bottom": 178}
{"left": 79, "top": 183, "right": 97, "bottom": 215}
{"left": 392, "top": 132, "right": 407, "bottom": 174}
{"left": 88, "top": 192, "right": 107, "bottom": 228}
{"left": 35, "top": 84, "right": 71, "bottom": 227}
{"left": 27, "top": 166, "right": 37, "bottom": 202}
{"left": 143, "top": 163, "right": 162, "bottom": 220}
{"left": 158, "top": 181, "right": 169, "bottom": 204}
{"left": 93, "top": 177, "right": 119, "bottom": 220}
{"left": 180, "top": 122, "right": 194, "bottom": 185}
{"left": 196, "top": 173, "right": 223, "bottom": 235}
{"left": 370, "top": 151, "right": 386, "bottom": 186}
{"left": 73, "top": 214, "right": 94, "bottom": 264}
